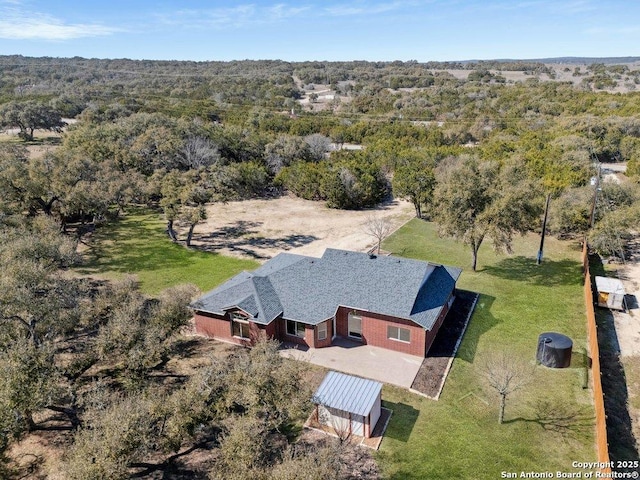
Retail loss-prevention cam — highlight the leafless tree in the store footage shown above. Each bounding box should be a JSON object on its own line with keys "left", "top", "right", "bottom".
{"left": 363, "top": 215, "right": 393, "bottom": 254}
{"left": 304, "top": 133, "right": 331, "bottom": 161}
{"left": 480, "top": 352, "right": 534, "bottom": 424}
{"left": 316, "top": 406, "right": 352, "bottom": 444}
{"left": 176, "top": 136, "right": 221, "bottom": 170}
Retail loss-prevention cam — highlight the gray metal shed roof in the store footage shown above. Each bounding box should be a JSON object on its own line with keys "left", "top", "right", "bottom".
{"left": 192, "top": 248, "right": 461, "bottom": 329}
{"left": 312, "top": 371, "right": 382, "bottom": 417}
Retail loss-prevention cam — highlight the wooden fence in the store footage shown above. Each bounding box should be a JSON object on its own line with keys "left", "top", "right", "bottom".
{"left": 581, "top": 241, "right": 612, "bottom": 473}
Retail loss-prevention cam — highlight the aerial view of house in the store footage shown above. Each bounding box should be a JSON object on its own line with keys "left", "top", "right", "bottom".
{"left": 191, "top": 248, "right": 462, "bottom": 357}
{"left": 4, "top": 1, "right": 639, "bottom": 475}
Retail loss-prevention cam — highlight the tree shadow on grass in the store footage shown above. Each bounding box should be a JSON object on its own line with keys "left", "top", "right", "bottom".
{"left": 505, "top": 399, "right": 594, "bottom": 438}
{"left": 483, "top": 256, "right": 582, "bottom": 286}
{"left": 194, "top": 220, "right": 319, "bottom": 259}
{"left": 380, "top": 401, "right": 419, "bottom": 443}
{"left": 79, "top": 235, "right": 212, "bottom": 275}
{"left": 77, "top": 211, "right": 208, "bottom": 275}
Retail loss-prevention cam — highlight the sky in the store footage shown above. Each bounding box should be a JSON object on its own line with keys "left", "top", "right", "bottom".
{"left": 0, "top": 0, "right": 638, "bottom": 62}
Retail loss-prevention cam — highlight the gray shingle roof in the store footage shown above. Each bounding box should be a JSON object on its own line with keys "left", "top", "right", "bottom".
{"left": 192, "top": 248, "right": 461, "bottom": 330}
{"left": 312, "top": 371, "right": 382, "bottom": 416}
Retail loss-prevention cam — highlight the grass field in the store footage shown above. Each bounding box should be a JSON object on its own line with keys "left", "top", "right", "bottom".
{"left": 377, "top": 219, "right": 595, "bottom": 480}
{"left": 76, "top": 212, "right": 596, "bottom": 478}
{"left": 76, "top": 209, "right": 259, "bottom": 294}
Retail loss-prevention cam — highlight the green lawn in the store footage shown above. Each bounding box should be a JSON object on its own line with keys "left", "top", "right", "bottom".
{"left": 377, "top": 219, "right": 595, "bottom": 480}
{"left": 76, "top": 209, "right": 259, "bottom": 294}
{"left": 77, "top": 212, "right": 596, "bottom": 478}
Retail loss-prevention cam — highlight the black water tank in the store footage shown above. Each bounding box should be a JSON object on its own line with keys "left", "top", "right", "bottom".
{"left": 536, "top": 332, "right": 572, "bottom": 368}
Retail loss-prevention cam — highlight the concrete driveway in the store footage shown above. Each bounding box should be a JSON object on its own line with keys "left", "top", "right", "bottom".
{"left": 279, "top": 337, "right": 423, "bottom": 389}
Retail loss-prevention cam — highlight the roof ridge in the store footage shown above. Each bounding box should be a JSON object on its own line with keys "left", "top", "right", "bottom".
{"left": 248, "top": 275, "right": 283, "bottom": 323}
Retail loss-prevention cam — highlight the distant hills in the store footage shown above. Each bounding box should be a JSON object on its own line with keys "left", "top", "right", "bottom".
{"left": 461, "top": 56, "right": 640, "bottom": 65}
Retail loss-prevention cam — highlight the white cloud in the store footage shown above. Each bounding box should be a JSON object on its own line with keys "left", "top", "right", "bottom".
{"left": 268, "top": 4, "right": 312, "bottom": 20}
{"left": 157, "top": 5, "right": 255, "bottom": 28}
{"left": 156, "top": 1, "right": 421, "bottom": 30}
{"left": 585, "top": 25, "right": 640, "bottom": 36}
{"left": 155, "top": 3, "right": 313, "bottom": 29}
{"left": 0, "top": 7, "right": 119, "bottom": 40}
{"left": 324, "top": 1, "right": 421, "bottom": 17}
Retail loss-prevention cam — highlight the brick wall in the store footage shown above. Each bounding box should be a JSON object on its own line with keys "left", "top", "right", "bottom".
{"left": 336, "top": 307, "right": 427, "bottom": 356}
{"left": 423, "top": 296, "right": 451, "bottom": 355}
{"left": 315, "top": 319, "right": 333, "bottom": 348}
{"left": 194, "top": 311, "right": 273, "bottom": 347}
{"left": 270, "top": 318, "right": 332, "bottom": 348}
{"left": 279, "top": 318, "right": 315, "bottom": 348}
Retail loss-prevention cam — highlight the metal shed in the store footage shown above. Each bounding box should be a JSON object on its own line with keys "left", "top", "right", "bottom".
{"left": 312, "top": 371, "right": 382, "bottom": 438}
{"left": 595, "top": 276, "right": 626, "bottom": 311}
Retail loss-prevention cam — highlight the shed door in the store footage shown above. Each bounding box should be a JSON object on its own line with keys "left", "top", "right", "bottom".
{"left": 351, "top": 414, "right": 364, "bottom": 436}
{"left": 320, "top": 406, "right": 365, "bottom": 437}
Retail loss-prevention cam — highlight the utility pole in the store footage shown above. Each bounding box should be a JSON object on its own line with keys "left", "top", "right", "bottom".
{"left": 589, "top": 164, "right": 601, "bottom": 229}
{"left": 536, "top": 193, "right": 551, "bottom": 265}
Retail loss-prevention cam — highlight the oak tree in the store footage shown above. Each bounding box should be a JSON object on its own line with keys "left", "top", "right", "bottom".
{"left": 434, "top": 156, "right": 542, "bottom": 271}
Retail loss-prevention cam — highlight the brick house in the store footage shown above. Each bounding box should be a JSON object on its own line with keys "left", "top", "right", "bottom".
{"left": 191, "top": 248, "right": 462, "bottom": 357}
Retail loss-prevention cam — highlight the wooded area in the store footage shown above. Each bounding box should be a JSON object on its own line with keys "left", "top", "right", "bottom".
{"left": 1, "top": 55, "right": 640, "bottom": 477}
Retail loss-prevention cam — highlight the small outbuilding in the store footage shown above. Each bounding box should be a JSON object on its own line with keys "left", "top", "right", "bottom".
{"left": 595, "top": 276, "right": 627, "bottom": 311}
{"left": 312, "top": 371, "right": 382, "bottom": 439}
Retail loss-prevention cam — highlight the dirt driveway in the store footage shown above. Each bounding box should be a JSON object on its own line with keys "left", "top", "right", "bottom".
{"left": 184, "top": 196, "right": 414, "bottom": 260}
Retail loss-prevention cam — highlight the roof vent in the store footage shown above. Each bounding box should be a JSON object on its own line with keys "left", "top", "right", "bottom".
{"left": 369, "top": 254, "right": 377, "bottom": 259}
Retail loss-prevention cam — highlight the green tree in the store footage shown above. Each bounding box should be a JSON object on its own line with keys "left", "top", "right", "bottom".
{"left": 323, "top": 153, "right": 389, "bottom": 209}
{"left": 392, "top": 158, "right": 436, "bottom": 218}
{"left": 0, "top": 100, "right": 66, "bottom": 141}
{"left": 94, "top": 281, "right": 198, "bottom": 388}
{"left": 0, "top": 144, "right": 30, "bottom": 215}
{"left": 434, "top": 156, "right": 542, "bottom": 271}
{"left": 159, "top": 168, "right": 226, "bottom": 245}
{"left": 548, "top": 186, "right": 592, "bottom": 238}
{"left": 0, "top": 338, "right": 61, "bottom": 431}
{"left": 265, "top": 135, "right": 312, "bottom": 174}
{"left": 589, "top": 205, "right": 639, "bottom": 258}
{"left": 0, "top": 216, "right": 79, "bottom": 347}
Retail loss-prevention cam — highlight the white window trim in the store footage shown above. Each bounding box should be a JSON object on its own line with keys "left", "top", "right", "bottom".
{"left": 286, "top": 320, "right": 306, "bottom": 338}
{"left": 317, "top": 321, "right": 327, "bottom": 341}
{"left": 387, "top": 325, "right": 411, "bottom": 343}
{"left": 231, "top": 314, "right": 250, "bottom": 339}
{"left": 348, "top": 312, "right": 362, "bottom": 339}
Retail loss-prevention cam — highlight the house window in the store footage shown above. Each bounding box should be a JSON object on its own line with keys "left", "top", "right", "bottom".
{"left": 286, "top": 320, "right": 306, "bottom": 338}
{"left": 318, "top": 321, "right": 328, "bottom": 341}
{"left": 348, "top": 312, "right": 362, "bottom": 339}
{"left": 387, "top": 325, "right": 410, "bottom": 343}
{"left": 231, "top": 313, "right": 250, "bottom": 339}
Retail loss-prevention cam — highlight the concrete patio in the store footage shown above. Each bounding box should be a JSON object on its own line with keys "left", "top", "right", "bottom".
{"left": 279, "top": 337, "right": 423, "bottom": 388}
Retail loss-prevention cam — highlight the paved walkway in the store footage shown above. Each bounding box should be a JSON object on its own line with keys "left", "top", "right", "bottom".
{"left": 279, "top": 337, "right": 423, "bottom": 388}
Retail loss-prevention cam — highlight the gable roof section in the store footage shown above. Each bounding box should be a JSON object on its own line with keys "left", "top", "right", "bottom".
{"left": 409, "top": 264, "right": 462, "bottom": 328}
{"left": 195, "top": 275, "right": 283, "bottom": 325}
{"left": 192, "top": 248, "right": 462, "bottom": 330}
{"left": 312, "top": 371, "right": 382, "bottom": 417}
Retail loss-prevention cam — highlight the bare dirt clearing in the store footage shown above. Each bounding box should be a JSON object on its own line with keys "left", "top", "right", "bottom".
{"left": 183, "top": 196, "right": 414, "bottom": 260}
